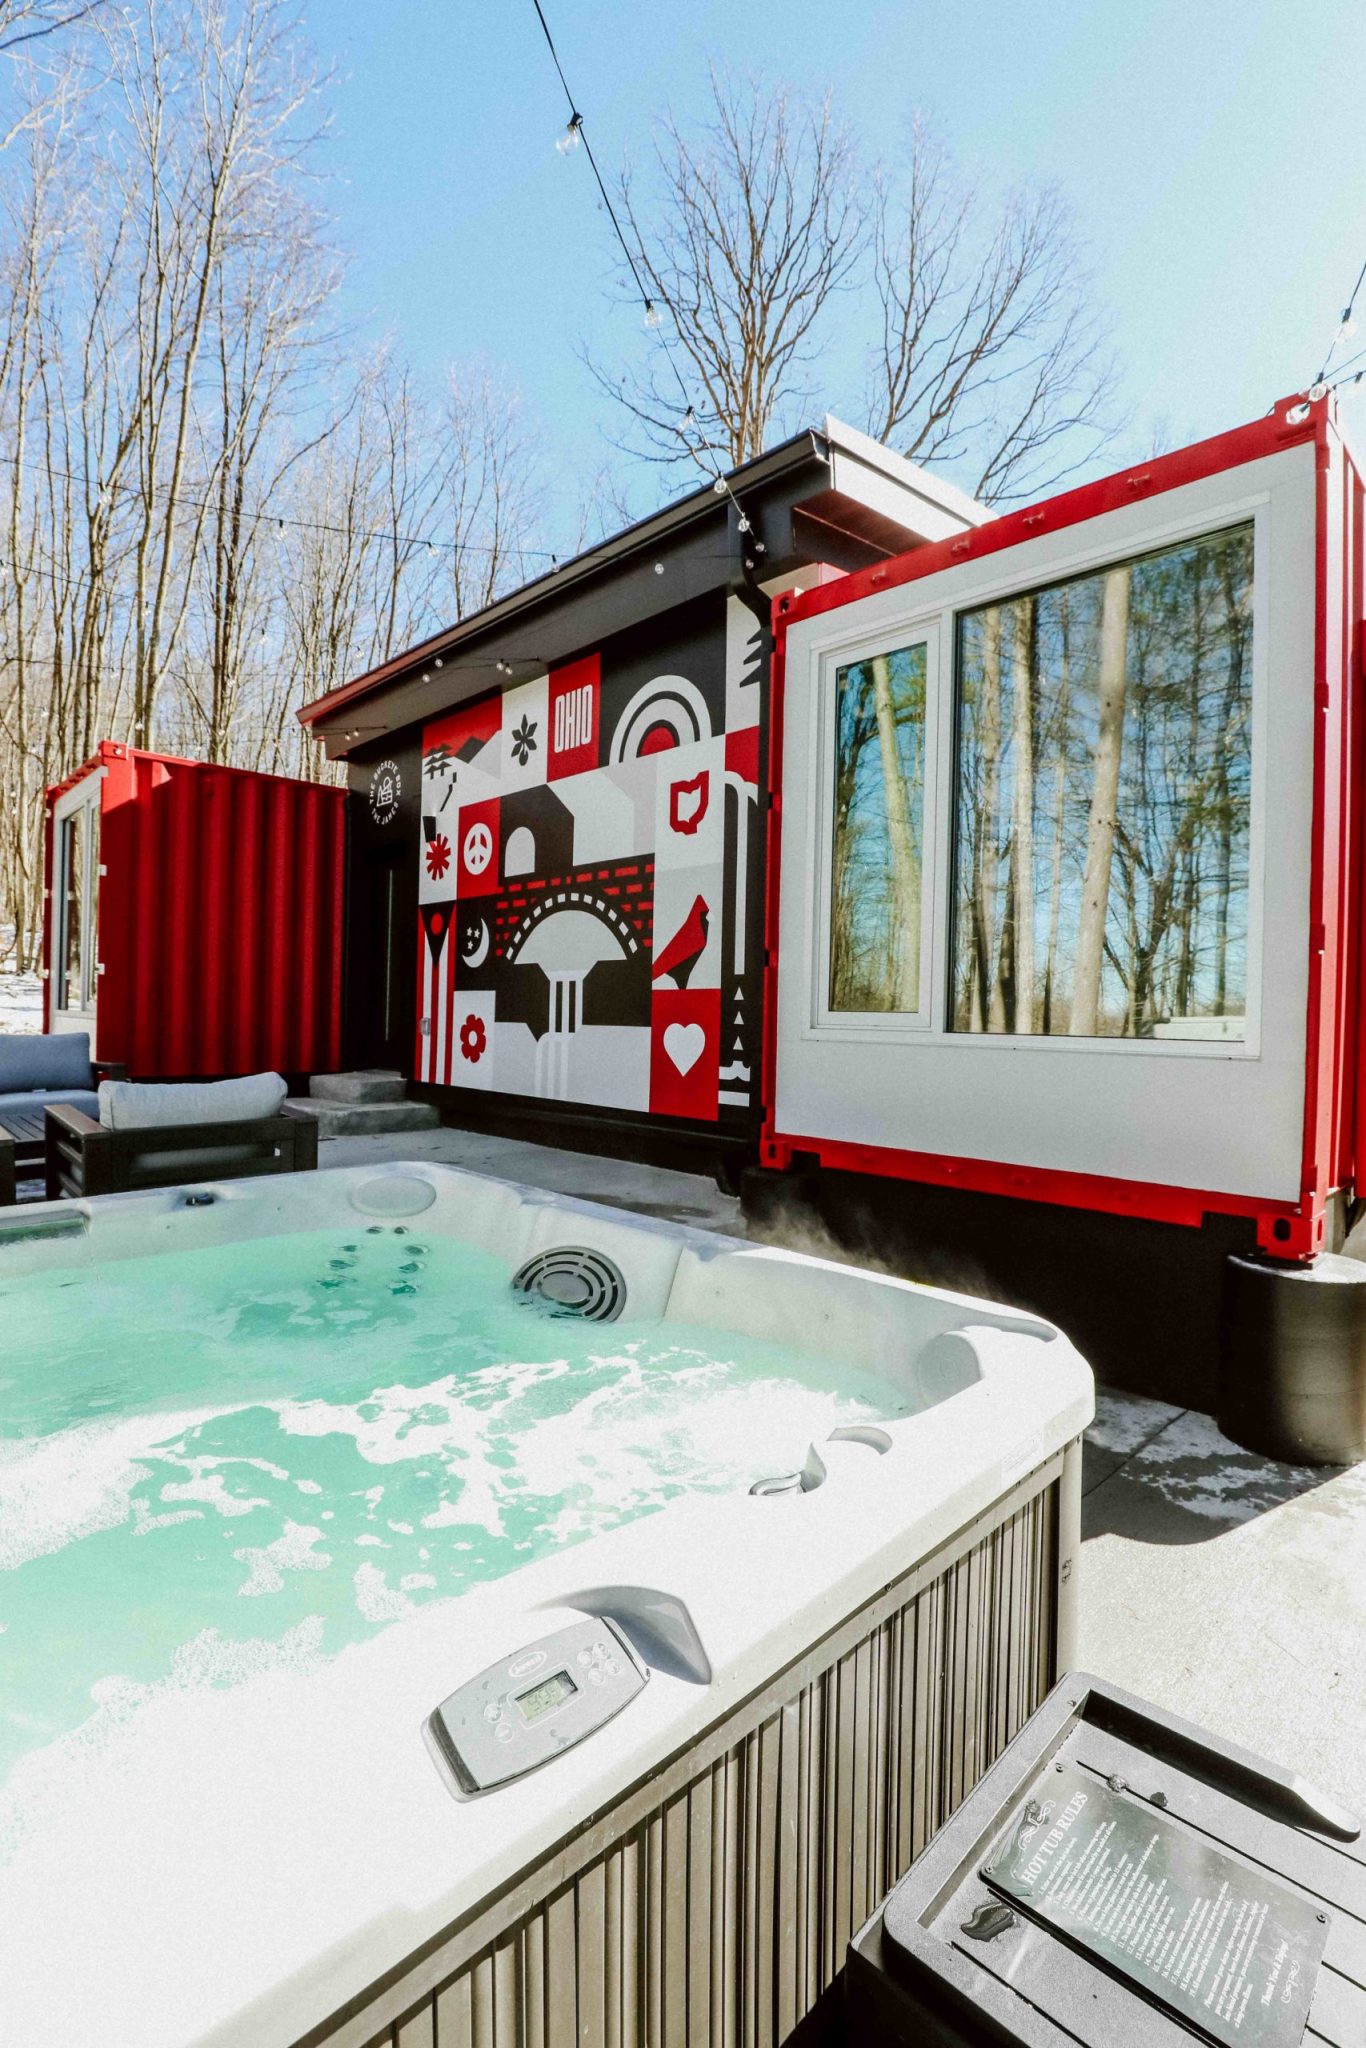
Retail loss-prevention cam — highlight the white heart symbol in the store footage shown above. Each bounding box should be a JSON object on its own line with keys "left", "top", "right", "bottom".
{"left": 663, "top": 1022, "right": 705, "bottom": 1075}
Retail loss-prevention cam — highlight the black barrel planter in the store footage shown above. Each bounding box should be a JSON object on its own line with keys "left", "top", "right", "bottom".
{"left": 1219, "top": 1251, "right": 1366, "bottom": 1466}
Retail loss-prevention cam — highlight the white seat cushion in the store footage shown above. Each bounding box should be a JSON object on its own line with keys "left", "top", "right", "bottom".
{"left": 98, "top": 1072, "right": 288, "bottom": 1132}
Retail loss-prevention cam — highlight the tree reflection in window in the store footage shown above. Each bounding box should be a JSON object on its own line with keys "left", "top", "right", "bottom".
{"left": 952, "top": 522, "right": 1254, "bottom": 1039}
{"left": 60, "top": 813, "right": 83, "bottom": 1012}
{"left": 830, "top": 641, "right": 927, "bottom": 1013}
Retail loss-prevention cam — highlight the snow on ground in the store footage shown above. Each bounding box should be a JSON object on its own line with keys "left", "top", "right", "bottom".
{"left": 0, "top": 973, "right": 42, "bottom": 1033}
{"left": 0, "top": 932, "right": 42, "bottom": 1033}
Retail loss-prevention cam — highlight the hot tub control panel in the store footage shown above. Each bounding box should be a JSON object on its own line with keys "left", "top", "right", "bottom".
{"left": 428, "top": 1617, "right": 649, "bottom": 1794}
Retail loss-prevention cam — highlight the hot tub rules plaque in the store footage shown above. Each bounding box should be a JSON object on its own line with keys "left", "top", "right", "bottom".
{"left": 982, "top": 1763, "right": 1327, "bottom": 2046}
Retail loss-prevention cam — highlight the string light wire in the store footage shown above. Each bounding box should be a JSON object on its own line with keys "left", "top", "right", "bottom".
{"left": 0, "top": 447, "right": 560, "bottom": 567}
{"left": 528, "top": 0, "right": 764, "bottom": 554}
{"left": 1314, "top": 248, "right": 1366, "bottom": 388}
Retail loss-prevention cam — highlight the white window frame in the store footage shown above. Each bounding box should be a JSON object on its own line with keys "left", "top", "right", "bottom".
{"left": 51, "top": 772, "right": 104, "bottom": 1029}
{"left": 799, "top": 488, "right": 1271, "bottom": 1063}
{"left": 809, "top": 619, "right": 941, "bottom": 1038}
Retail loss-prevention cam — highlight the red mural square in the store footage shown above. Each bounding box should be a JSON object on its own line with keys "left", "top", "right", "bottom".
{"left": 548, "top": 654, "right": 600, "bottom": 780}
{"left": 424, "top": 690, "right": 501, "bottom": 767}
{"left": 649, "top": 988, "right": 721, "bottom": 1120}
{"left": 456, "top": 796, "right": 500, "bottom": 898}
{"left": 725, "top": 724, "right": 761, "bottom": 786}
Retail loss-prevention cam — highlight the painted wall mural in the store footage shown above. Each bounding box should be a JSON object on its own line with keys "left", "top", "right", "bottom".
{"left": 415, "top": 597, "right": 764, "bottom": 1123}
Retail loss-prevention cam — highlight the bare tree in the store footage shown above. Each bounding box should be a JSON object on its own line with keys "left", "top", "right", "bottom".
{"left": 592, "top": 78, "right": 1117, "bottom": 507}
{"left": 0, "top": 1, "right": 567, "bottom": 974}
{"left": 590, "top": 66, "right": 865, "bottom": 469}
{"left": 867, "top": 123, "right": 1116, "bottom": 504}
{"left": 438, "top": 363, "right": 545, "bottom": 624}
{"left": 0, "top": 2, "right": 106, "bottom": 56}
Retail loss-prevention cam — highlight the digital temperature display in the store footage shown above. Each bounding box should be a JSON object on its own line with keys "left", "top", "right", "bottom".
{"left": 515, "top": 1669, "right": 577, "bottom": 1725}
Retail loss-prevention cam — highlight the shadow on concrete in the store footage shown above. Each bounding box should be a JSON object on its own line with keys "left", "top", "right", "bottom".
{"left": 1082, "top": 1391, "right": 1346, "bottom": 1547}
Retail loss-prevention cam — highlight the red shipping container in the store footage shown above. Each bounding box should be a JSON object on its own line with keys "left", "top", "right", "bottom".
{"left": 43, "top": 742, "right": 345, "bottom": 1080}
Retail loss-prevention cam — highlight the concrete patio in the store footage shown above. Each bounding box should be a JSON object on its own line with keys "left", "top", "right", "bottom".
{"left": 318, "top": 1119, "right": 1366, "bottom": 1822}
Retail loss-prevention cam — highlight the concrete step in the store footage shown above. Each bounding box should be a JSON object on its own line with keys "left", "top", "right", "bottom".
{"left": 309, "top": 1070, "right": 407, "bottom": 1105}
{"left": 285, "top": 1096, "right": 440, "bottom": 1140}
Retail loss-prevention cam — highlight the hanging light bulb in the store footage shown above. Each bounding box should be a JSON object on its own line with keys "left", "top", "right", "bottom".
{"left": 681, "top": 405, "right": 696, "bottom": 432}
{"left": 276, "top": 516, "right": 285, "bottom": 536}
{"left": 556, "top": 112, "right": 583, "bottom": 156}
{"left": 426, "top": 540, "right": 435, "bottom": 557}
{"left": 642, "top": 299, "right": 662, "bottom": 330}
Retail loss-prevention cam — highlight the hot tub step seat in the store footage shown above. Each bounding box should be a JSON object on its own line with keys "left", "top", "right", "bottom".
{"left": 308, "top": 1070, "right": 407, "bottom": 1105}
{"left": 283, "top": 1095, "right": 440, "bottom": 1140}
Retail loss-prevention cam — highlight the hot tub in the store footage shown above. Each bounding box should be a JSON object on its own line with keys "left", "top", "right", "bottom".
{"left": 0, "top": 1163, "right": 1092, "bottom": 2047}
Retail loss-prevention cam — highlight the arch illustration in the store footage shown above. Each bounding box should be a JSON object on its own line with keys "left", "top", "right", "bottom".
{"left": 504, "top": 825, "right": 536, "bottom": 878}
{"left": 609, "top": 673, "right": 713, "bottom": 763}
{"left": 503, "top": 887, "right": 642, "bottom": 965}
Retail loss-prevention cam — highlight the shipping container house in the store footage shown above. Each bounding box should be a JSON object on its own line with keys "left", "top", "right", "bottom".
{"left": 298, "top": 419, "right": 984, "bottom": 1176}
{"left": 44, "top": 742, "right": 346, "bottom": 1082}
{"left": 300, "top": 391, "right": 1366, "bottom": 1448}
{"left": 765, "top": 392, "right": 1366, "bottom": 1436}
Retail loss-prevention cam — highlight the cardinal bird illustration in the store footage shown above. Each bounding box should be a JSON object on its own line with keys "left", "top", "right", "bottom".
{"left": 652, "top": 895, "right": 710, "bottom": 989}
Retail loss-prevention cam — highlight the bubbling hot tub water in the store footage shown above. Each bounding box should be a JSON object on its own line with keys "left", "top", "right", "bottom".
{"left": 0, "top": 1163, "right": 1092, "bottom": 2048}
{"left": 0, "top": 1222, "right": 901, "bottom": 1788}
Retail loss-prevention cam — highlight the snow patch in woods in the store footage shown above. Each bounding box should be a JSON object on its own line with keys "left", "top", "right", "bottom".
{"left": 0, "top": 934, "right": 42, "bottom": 1033}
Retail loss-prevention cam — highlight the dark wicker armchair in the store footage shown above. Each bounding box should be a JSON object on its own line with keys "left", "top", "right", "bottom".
{"left": 45, "top": 1100, "right": 318, "bottom": 1199}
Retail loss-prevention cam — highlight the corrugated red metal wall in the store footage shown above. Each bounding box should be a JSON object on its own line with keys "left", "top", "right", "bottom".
{"left": 54, "top": 742, "right": 345, "bottom": 1079}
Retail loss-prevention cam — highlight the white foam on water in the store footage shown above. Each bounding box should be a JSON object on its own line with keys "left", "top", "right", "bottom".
{"left": 0, "top": 1405, "right": 229, "bottom": 1571}
{"left": 158, "top": 1461, "right": 271, "bottom": 1517}
{"left": 234, "top": 1521, "right": 332, "bottom": 1597}
{"left": 353, "top": 1561, "right": 420, "bottom": 1623}
{"left": 0, "top": 1227, "right": 899, "bottom": 1818}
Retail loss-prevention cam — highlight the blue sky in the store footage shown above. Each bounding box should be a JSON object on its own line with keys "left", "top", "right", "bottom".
{"left": 311, "top": 0, "right": 1366, "bottom": 540}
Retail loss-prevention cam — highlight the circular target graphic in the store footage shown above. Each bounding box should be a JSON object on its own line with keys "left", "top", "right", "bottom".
{"left": 511, "top": 1246, "right": 627, "bottom": 1321}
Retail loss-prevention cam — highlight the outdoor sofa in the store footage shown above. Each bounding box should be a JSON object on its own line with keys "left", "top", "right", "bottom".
{"left": 45, "top": 1071, "right": 318, "bottom": 1199}
{"left": 0, "top": 1029, "right": 127, "bottom": 1203}
{"left": 0, "top": 1029, "right": 126, "bottom": 1122}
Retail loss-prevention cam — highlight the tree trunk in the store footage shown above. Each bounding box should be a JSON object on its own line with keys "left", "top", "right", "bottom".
{"left": 1070, "top": 565, "right": 1130, "bottom": 1034}
{"left": 870, "top": 652, "right": 920, "bottom": 1009}
{"left": 972, "top": 610, "right": 1005, "bottom": 1030}
{"left": 1009, "top": 597, "right": 1035, "bottom": 1030}
{"left": 1042, "top": 591, "right": 1071, "bottom": 1035}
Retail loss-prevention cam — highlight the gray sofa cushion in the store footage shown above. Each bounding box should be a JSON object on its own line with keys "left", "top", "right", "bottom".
{"left": 0, "top": 1087, "right": 100, "bottom": 1120}
{"left": 0, "top": 1032, "right": 93, "bottom": 1094}
{"left": 98, "top": 1072, "right": 288, "bottom": 1132}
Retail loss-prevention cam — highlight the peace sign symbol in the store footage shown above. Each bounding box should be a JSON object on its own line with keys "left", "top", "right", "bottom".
{"left": 463, "top": 820, "right": 493, "bottom": 875}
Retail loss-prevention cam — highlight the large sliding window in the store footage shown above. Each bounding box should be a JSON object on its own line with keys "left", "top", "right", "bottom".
{"left": 829, "top": 641, "right": 928, "bottom": 1014}
{"left": 951, "top": 522, "right": 1254, "bottom": 1040}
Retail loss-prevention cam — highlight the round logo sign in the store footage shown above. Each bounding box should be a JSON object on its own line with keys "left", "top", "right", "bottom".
{"left": 368, "top": 759, "right": 402, "bottom": 827}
